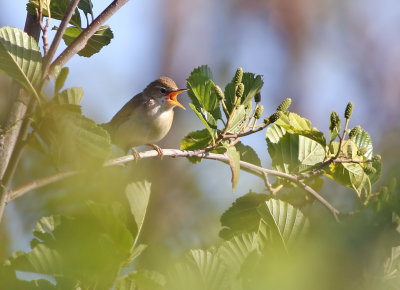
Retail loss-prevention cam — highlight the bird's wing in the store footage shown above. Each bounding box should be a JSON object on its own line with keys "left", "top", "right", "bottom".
{"left": 108, "top": 92, "right": 146, "bottom": 130}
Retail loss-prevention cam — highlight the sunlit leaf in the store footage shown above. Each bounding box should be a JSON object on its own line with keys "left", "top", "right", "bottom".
{"left": 55, "top": 87, "right": 83, "bottom": 105}
{"left": 0, "top": 26, "right": 42, "bottom": 102}
{"left": 126, "top": 181, "right": 151, "bottom": 245}
{"left": 54, "top": 66, "right": 69, "bottom": 94}
{"left": 180, "top": 129, "right": 212, "bottom": 163}
{"left": 188, "top": 103, "right": 217, "bottom": 143}
{"left": 353, "top": 128, "right": 373, "bottom": 159}
{"left": 241, "top": 73, "right": 264, "bottom": 105}
{"left": 224, "top": 144, "right": 241, "bottom": 192}
{"left": 235, "top": 142, "right": 261, "bottom": 167}
{"left": 62, "top": 25, "right": 114, "bottom": 57}
{"left": 257, "top": 199, "right": 309, "bottom": 252}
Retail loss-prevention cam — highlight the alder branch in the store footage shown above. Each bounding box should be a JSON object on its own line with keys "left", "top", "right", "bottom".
{"left": 42, "top": 0, "right": 81, "bottom": 79}
{"left": 49, "top": 0, "right": 130, "bottom": 74}
{"left": 6, "top": 149, "right": 340, "bottom": 219}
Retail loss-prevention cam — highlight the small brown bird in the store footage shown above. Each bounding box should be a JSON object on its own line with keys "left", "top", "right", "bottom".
{"left": 103, "top": 77, "right": 187, "bottom": 156}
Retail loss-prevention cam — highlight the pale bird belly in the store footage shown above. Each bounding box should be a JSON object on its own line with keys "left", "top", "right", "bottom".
{"left": 114, "top": 109, "right": 174, "bottom": 148}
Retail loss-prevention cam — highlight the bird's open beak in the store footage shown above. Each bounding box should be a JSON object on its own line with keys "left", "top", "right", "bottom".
{"left": 166, "top": 89, "right": 188, "bottom": 110}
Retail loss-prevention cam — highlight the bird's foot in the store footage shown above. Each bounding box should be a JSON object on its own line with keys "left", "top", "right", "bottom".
{"left": 146, "top": 144, "right": 163, "bottom": 160}
{"left": 131, "top": 148, "right": 141, "bottom": 162}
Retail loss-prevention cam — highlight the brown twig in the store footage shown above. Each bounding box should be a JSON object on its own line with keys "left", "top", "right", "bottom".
{"left": 6, "top": 148, "right": 340, "bottom": 219}
{"left": 50, "top": 0, "right": 130, "bottom": 73}
{"left": 42, "top": 0, "right": 81, "bottom": 80}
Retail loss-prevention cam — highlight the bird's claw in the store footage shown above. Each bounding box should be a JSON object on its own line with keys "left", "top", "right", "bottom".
{"left": 131, "top": 148, "right": 141, "bottom": 162}
{"left": 147, "top": 144, "right": 163, "bottom": 160}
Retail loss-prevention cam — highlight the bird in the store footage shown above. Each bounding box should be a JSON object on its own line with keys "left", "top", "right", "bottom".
{"left": 102, "top": 77, "right": 188, "bottom": 158}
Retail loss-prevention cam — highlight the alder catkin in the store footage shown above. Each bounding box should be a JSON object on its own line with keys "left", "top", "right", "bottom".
{"left": 276, "top": 98, "right": 292, "bottom": 112}
{"left": 345, "top": 102, "right": 353, "bottom": 119}
{"left": 234, "top": 67, "right": 243, "bottom": 86}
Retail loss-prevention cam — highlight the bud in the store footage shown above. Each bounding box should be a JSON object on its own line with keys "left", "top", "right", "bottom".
{"left": 371, "top": 155, "right": 381, "bottom": 162}
{"left": 357, "top": 147, "right": 368, "bottom": 156}
{"left": 236, "top": 83, "right": 244, "bottom": 98}
{"left": 263, "top": 116, "right": 270, "bottom": 124}
{"left": 214, "top": 85, "right": 224, "bottom": 100}
{"left": 254, "top": 105, "right": 264, "bottom": 119}
{"left": 348, "top": 125, "right": 361, "bottom": 139}
{"left": 329, "top": 111, "right": 340, "bottom": 131}
{"left": 269, "top": 111, "right": 283, "bottom": 123}
{"left": 363, "top": 165, "right": 376, "bottom": 175}
{"left": 255, "top": 92, "right": 261, "bottom": 103}
{"left": 344, "top": 101, "right": 353, "bottom": 119}
{"left": 233, "top": 67, "right": 243, "bottom": 86}
{"left": 276, "top": 98, "right": 292, "bottom": 112}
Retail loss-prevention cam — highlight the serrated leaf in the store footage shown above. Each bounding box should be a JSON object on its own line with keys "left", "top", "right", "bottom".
{"left": 353, "top": 128, "right": 373, "bottom": 159}
{"left": 169, "top": 250, "right": 227, "bottom": 290}
{"left": 186, "top": 69, "right": 221, "bottom": 120}
{"left": 227, "top": 105, "right": 247, "bottom": 134}
{"left": 298, "top": 135, "right": 325, "bottom": 166}
{"left": 220, "top": 192, "right": 269, "bottom": 240}
{"left": 116, "top": 270, "right": 166, "bottom": 290}
{"left": 62, "top": 25, "right": 113, "bottom": 57}
{"left": 218, "top": 232, "right": 259, "bottom": 276}
{"left": 54, "top": 66, "right": 69, "bottom": 94}
{"left": 188, "top": 103, "right": 217, "bottom": 143}
{"left": 0, "top": 26, "right": 42, "bottom": 102}
{"left": 235, "top": 142, "right": 261, "bottom": 167}
{"left": 55, "top": 87, "right": 83, "bottom": 105}
{"left": 126, "top": 181, "right": 151, "bottom": 246}
{"left": 37, "top": 104, "right": 111, "bottom": 168}
{"left": 27, "top": 0, "right": 81, "bottom": 27}
{"left": 191, "top": 64, "right": 213, "bottom": 79}
{"left": 241, "top": 73, "right": 264, "bottom": 105}
{"left": 180, "top": 129, "right": 212, "bottom": 163}
{"left": 225, "top": 144, "right": 240, "bottom": 192}
{"left": 257, "top": 199, "right": 309, "bottom": 252}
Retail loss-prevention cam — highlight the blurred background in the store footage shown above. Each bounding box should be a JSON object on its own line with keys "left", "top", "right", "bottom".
{"left": 1, "top": 0, "right": 400, "bottom": 273}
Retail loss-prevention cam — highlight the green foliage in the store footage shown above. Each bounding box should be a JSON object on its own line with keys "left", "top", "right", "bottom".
{"left": 55, "top": 87, "right": 83, "bottom": 105}
{"left": 35, "top": 104, "right": 111, "bottom": 168}
{"left": 62, "top": 25, "right": 114, "bottom": 57}
{"left": 54, "top": 66, "right": 69, "bottom": 94}
{"left": 224, "top": 144, "right": 241, "bottom": 192}
{"left": 0, "top": 26, "right": 43, "bottom": 103}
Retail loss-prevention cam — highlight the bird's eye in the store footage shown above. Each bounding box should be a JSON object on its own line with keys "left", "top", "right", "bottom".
{"left": 160, "top": 88, "right": 167, "bottom": 94}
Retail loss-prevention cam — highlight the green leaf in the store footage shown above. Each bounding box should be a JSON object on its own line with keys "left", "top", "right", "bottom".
{"left": 188, "top": 103, "right": 217, "bottom": 143}
{"left": 62, "top": 25, "right": 113, "bottom": 57}
{"left": 116, "top": 270, "right": 166, "bottom": 290}
{"left": 235, "top": 142, "right": 261, "bottom": 167}
{"left": 125, "top": 181, "right": 151, "bottom": 245}
{"left": 353, "top": 128, "right": 373, "bottom": 159}
{"left": 37, "top": 104, "right": 111, "bottom": 168}
{"left": 227, "top": 105, "right": 247, "bottom": 134}
{"left": 257, "top": 199, "right": 309, "bottom": 252}
{"left": 224, "top": 144, "right": 241, "bottom": 192}
{"left": 180, "top": 129, "right": 212, "bottom": 163}
{"left": 180, "top": 129, "right": 212, "bottom": 151}
{"left": 191, "top": 64, "right": 213, "bottom": 79}
{"left": 218, "top": 232, "right": 260, "bottom": 277}
{"left": 220, "top": 192, "right": 269, "bottom": 240}
{"left": 241, "top": 73, "right": 264, "bottom": 105}
{"left": 54, "top": 66, "right": 69, "bottom": 94}
{"left": 0, "top": 26, "right": 42, "bottom": 103}
{"left": 168, "top": 250, "right": 227, "bottom": 290}
{"left": 186, "top": 68, "right": 221, "bottom": 120}
{"left": 27, "top": 0, "right": 81, "bottom": 27}
{"left": 78, "top": 0, "right": 94, "bottom": 18}
{"left": 55, "top": 87, "right": 83, "bottom": 105}
{"left": 298, "top": 135, "right": 326, "bottom": 166}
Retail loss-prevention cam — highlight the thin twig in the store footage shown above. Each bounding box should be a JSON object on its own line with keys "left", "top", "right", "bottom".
{"left": 50, "top": 0, "right": 130, "bottom": 73}
{"left": 42, "top": 0, "right": 81, "bottom": 80}
{"left": 6, "top": 149, "right": 340, "bottom": 219}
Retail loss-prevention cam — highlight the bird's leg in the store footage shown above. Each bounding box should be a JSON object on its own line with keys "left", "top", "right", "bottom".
{"left": 146, "top": 144, "right": 163, "bottom": 160}
{"left": 131, "top": 147, "right": 141, "bottom": 162}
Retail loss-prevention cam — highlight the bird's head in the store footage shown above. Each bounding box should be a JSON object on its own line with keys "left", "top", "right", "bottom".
{"left": 144, "top": 76, "right": 188, "bottom": 110}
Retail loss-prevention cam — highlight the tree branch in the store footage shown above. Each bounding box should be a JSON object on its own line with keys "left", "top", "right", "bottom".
{"left": 42, "top": 0, "right": 81, "bottom": 80}
{"left": 6, "top": 149, "right": 340, "bottom": 219}
{"left": 0, "top": 13, "right": 41, "bottom": 223}
{"left": 49, "top": 0, "right": 130, "bottom": 74}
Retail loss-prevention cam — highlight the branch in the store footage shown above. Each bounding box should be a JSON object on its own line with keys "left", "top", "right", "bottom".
{"left": 49, "top": 0, "right": 130, "bottom": 73}
{"left": 6, "top": 149, "right": 340, "bottom": 219}
{"left": 42, "top": 0, "right": 81, "bottom": 79}
{"left": 0, "top": 13, "right": 41, "bottom": 223}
